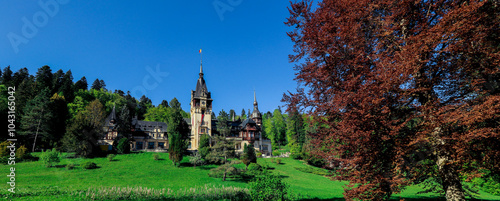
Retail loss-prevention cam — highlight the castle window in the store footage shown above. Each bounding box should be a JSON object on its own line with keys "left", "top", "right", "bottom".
{"left": 158, "top": 142, "right": 165, "bottom": 148}
{"left": 148, "top": 142, "right": 155, "bottom": 149}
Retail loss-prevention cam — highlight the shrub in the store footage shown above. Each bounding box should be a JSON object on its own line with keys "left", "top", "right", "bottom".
{"left": 199, "top": 134, "right": 211, "bottom": 159}
{"left": 15, "top": 145, "right": 28, "bottom": 159}
{"left": 290, "top": 152, "right": 303, "bottom": 160}
{"left": 40, "top": 148, "right": 60, "bottom": 167}
{"left": 276, "top": 158, "right": 282, "bottom": 165}
{"left": 82, "top": 161, "right": 97, "bottom": 169}
{"left": 272, "top": 150, "right": 280, "bottom": 156}
{"left": 304, "top": 153, "right": 326, "bottom": 167}
{"left": 209, "top": 161, "right": 241, "bottom": 181}
{"left": 246, "top": 163, "right": 264, "bottom": 177}
{"left": 250, "top": 174, "right": 290, "bottom": 201}
{"left": 0, "top": 141, "right": 11, "bottom": 157}
{"left": 248, "top": 163, "right": 262, "bottom": 172}
{"left": 256, "top": 151, "right": 262, "bottom": 158}
{"left": 66, "top": 163, "right": 76, "bottom": 170}
{"left": 153, "top": 153, "right": 160, "bottom": 160}
{"left": 107, "top": 154, "right": 116, "bottom": 161}
{"left": 116, "top": 138, "right": 130, "bottom": 154}
{"left": 189, "top": 152, "right": 204, "bottom": 167}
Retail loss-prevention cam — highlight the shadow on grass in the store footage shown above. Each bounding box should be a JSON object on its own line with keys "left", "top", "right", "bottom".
{"left": 179, "top": 162, "right": 192, "bottom": 167}
{"left": 198, "top": 165, "right": 216, "bottom": 170}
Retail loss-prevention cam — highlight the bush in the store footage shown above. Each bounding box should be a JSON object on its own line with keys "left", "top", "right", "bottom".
{"left": 209, "top": 161, "right": 241, "bottom": 181}
{"left": 189, "top": 152, "right": 204, "bottom": 167}
{"left": 116, "top": 138, "right": 130, "bottom": 154}
{"left": 305, "top": 154, "right": 325, "bottom": 168}
{"left": 199, "top": 134, "right": 211, "bottom": 159}
{"left": 107, "top": 154, "right": 116, "bottom": 161}
{"left": 66, "top": 163, "right": 76, "bottom": 170}
{"left": 82, "top": 161, "right": 97, "bottom": 169}
{"left": 250, "top": 174, "right": 291, "bottom": 201}
{"left": 276, "top": 158, "right": 282, "bottom": 165}
{"left": 290, "top": 152, "right": 303, "bottom": 160}
{"left": 272, "top": 150, "right": 280, "bottom": 156}
{"left": 40, "top": 148, "right": 60, "bottom": 167}
{"left": 0, "top": 141, "right": 11, "bottom": 157}
{"left": 256, "top": 151, "right": 262, "bottom": 158}
{"left": 15, "top": 145, "right": 28, "bottom": 159}
{"left": 153, "top": 153, "right": 160, "bottom": 160}
{"left": 248, "top": 163, "right": 262, "bottom": 172}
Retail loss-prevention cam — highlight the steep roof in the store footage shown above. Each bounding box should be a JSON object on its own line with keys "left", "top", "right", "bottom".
{"left": 194, "top": 76, "right": 209, "bottom": 98}
{"left": 239, "top": 118, "right": 256, "bottom": 128}
{"left": 193, "top": 63, "right": 211, "bottom": 99}
{"left": 133, "top": 120, "right": 168, "bottom": 132}
{"left": 103, "top": 105, "right": 117, "bottom": 126}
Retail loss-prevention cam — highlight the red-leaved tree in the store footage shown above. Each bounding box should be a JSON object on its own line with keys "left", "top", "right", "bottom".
{"left": 284, "top": 0, "right": 499, "bottom": 200}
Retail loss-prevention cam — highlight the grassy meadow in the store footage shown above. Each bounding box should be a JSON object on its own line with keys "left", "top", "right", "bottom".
{"left": 1, "top": 152, "right": 500, "bottom": 200}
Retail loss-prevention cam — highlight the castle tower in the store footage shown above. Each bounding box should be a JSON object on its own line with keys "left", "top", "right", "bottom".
{"left": 189, "top": 59, "right": 212, "bottom": 150}
{"left": 251, "top": 91, "right": 262, "bottom": 127}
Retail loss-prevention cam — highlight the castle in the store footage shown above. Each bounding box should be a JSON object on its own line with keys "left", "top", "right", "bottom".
{"left": 187, "top": 63, "right": 272, "bottom": 154}
{"left": 99, "top": 62, "right": 272, "bottom": 155}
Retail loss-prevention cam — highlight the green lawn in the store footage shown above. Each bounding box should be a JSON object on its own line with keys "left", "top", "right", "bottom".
{"left": 1, "top": 152, "right": 499, "bottom": 200}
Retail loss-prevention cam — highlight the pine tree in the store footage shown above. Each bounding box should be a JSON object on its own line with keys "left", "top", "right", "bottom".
{"left": 74, "top": 76, "right": 88, "bottom": 91}
{"left": 35, "top": 65, "right": 53, "bottom": 92}
{"left": 216, "top": 110, "right": 230, "bottom": 137}
{"left": 167, "top": 106, "right": 189, "bottom": 167}
{"left": 20, "top": 89, "right": 53, "bottom": 152}
{"left": 61, "top": 70, "right": 75, "bottom": 102}
{"left": 91, "top": 79, "right": 102, "bottom": 90}
{"left": 160, "top": 100, "right": 169, "bottom": 108}
{"left": 48, "top": 93, "right": 68, "bottom": 148}
{"left": 1, "top": 66, "right": 13, "bottom": 86}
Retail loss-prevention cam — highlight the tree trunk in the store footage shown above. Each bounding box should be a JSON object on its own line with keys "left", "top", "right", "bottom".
{"left": 432, "top": 127, "right": 465, "bottom": 201}
{"left": 32, "top": 108, "right": 44, "bottom": 152}
{"left": 223, "top": 170, "right": 227, "bottom": 181}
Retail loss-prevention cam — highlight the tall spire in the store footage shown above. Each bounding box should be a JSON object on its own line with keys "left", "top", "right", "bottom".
{"left": 199, "top": 49, "right": 203, "bottom": 78}
{"left": 253, "top": 90, "right": 257, "bottom": 106}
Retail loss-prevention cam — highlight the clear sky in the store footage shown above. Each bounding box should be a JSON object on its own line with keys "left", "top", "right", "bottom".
{"left": 0, "top": 0, "right": 301, "bottom": 115}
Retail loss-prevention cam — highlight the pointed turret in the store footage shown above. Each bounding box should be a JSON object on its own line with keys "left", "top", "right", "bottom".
{"left": 251, "top": 91, "right": 262, "bottom": 126}
{"left": 109, "top": 104, "right": 116, "bottom": 124}
{"left": 194, "top": 60, "right": 209, "bottom": 98}
{"left": 199, "top": 58, "right": 204, "bottom": 78}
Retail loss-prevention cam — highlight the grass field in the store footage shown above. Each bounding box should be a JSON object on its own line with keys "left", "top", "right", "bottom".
{"left": 1, "top": 152, "right": 499, "bottom": 200}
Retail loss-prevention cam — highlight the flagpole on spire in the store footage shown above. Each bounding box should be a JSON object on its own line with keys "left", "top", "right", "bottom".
{"left": 199, "top": 48, "right": 203, "bottom": 77}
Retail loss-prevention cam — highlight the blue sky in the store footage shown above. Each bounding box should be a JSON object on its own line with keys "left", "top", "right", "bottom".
{"left": 0, "top": 0, "right": 301, "bottom": 115}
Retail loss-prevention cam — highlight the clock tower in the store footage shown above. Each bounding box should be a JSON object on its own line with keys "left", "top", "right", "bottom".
{"left": 189, "top": 61, "right": 212, "bottom": 150}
